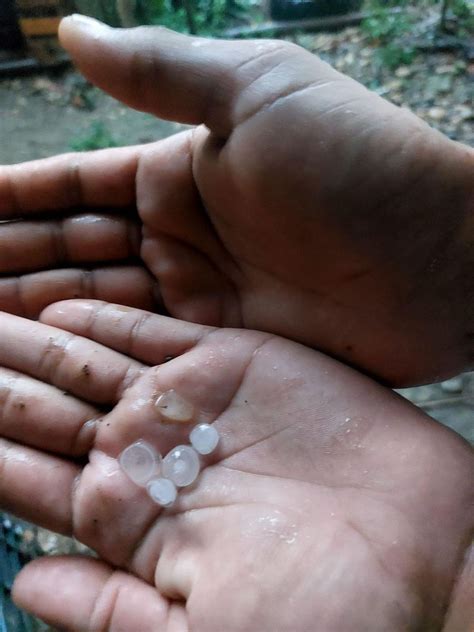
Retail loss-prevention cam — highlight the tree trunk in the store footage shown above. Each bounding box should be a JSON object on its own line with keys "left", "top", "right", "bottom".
{"left": 440, "top": 0, "right": 450, "bottom": 31}
{"left": 74, "top": 0, "right": 120, "bottom": 25}
{"left": 182, "top": 0, "right": 196, "bottom": 33}
{"left": 116, "top": 0, "right": 139, "bottom": 26}
{"left": 206, "top": 0, "right": 216, "bottom": 25}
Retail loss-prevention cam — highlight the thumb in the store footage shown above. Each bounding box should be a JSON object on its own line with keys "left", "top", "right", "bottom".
{"left": 59, "top": 15, "right": 323, "bottom": 137}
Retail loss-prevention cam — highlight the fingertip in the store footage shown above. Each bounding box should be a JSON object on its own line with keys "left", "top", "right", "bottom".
{"left": 59, "top": 14, "right": 114, "bottom": 69}
{"left": 12, "top": 556, "right": 112, "bottom": 630}
{"left": 12, "top": 556, "right": 86, "bottom": 610}
{"left": 40, "top": 299, "right": 98, "bottom": 327}
{"left": 11, "top": 558, "right": 37, "bottom": 610}
{"left": 59, "top": 13, "right": 111, "bottom": 40}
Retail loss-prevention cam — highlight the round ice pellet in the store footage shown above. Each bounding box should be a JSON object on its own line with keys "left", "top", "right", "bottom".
{"left": 119, "top": 440, "right": 161, "bottom": 486}
{"left": 190, "top": 423, "right": 220, "bottom": 455}
{"left": 162, "top": 445, "right": 200, "bottom": 487}
{"left": 147, "top": 477, "right": 177, "bottom": 507}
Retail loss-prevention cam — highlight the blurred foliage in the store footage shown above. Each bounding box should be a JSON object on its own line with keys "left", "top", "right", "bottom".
{"left": 75, "top": 0, "right": 122, "bottom": 26}
{"left": 138, "top": 0, "right": 254, "bottom": 34}
{"left": 361, "top": 1, "right": 416, "bottom": 68}
{"left": 70, "top": 122, "right": 119, "bottom": 151}
{"left": 443, "top": 0, "right": 474, "bottom": 35}
{"left": 362, "top": 0, "right": 473, "bottom": 69}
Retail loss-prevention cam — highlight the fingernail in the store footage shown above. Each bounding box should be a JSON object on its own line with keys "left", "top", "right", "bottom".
{"left": 65, "top": 13, "right": 109, "bottom": 32}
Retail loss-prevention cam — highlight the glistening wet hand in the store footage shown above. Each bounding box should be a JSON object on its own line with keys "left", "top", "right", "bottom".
{"left": 0, "top": 300, "right": 470, "bottom": 630}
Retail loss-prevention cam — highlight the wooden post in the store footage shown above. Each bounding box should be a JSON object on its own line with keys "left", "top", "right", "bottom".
{"left": 15, "top": 0, "right": 67, "bottom": 64}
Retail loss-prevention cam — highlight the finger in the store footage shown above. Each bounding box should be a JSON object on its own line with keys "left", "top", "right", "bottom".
{"left": 0, "top": 214, "right": 140, "bottom": 274}
{"left": 138, "top": 131, "right": 240, "bottom": 326}
{"left": 0, "top": 439, "right": 77, "bottom": 534}
{"left": 0, "top": 368, "right": 100, "bottom": 456}
{"left": 0, "top": 266, "right": 160, "bottom": 318}
{"left": 59, "top": 16, "right": 321, "bottom": 137}
{"left": 41, "top": 300, "right": 211, "bottom": 366}
{"left": 143, "top": 232, "right": 238, "bottom": 326}
{"left": 138, "top": 129, "right": 228, "bottom": 258}
{"left": 13, "top": 556, "right": 177, "bottom": 632}
{"left": 0, "top": 145, "right": 140, "bottom": 218}
{"left": 0, "top": 312, "right": 144, "bottom": 405}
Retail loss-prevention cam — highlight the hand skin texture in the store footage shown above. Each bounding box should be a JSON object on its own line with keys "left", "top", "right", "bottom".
{"left": 0, "top": 300, "right": 469, "bottom": 631}
{"left": 0, "top": 16, "right": 472, "bottom": 386}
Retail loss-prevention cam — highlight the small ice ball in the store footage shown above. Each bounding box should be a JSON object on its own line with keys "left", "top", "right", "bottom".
{"left": 119, "top": 440, "right": 161, "bottom": 487}
{"left": 147, "top": 477, "right": 177, "bottom": 507}
{"left": 190, "top": 423, "right": 219, "bottom": 455}
{"left": 155, "top": 389, "right": 194, "bottom": 423}
{"left": 162, "top": 445, "right": 200, "bottom": 487}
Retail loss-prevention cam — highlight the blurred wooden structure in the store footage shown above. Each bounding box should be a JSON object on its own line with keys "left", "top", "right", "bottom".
{"left": 15, "top": 0, "right": 73, "bottom": 65}
{"left": 0, "top": 0, "right": 131, "bottom": 71}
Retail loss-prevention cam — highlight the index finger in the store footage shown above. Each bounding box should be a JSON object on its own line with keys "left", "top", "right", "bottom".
{"left": 0, "top": 311, "right": 144, "bottom": 405}
{"left": 0, "top": 145, "right": 141, "bottom": 219}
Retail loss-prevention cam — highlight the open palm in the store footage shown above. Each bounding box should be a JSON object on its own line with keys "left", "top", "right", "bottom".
{"left": 1, "top": 19, "right": 472, "bottom": 385}
{"left": 0, "top": 300, "right": 471, "bottom": 630}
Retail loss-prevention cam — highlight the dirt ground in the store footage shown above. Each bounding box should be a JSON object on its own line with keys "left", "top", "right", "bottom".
{"left": 0, "top": 71, "right": 184, "bottom": 164}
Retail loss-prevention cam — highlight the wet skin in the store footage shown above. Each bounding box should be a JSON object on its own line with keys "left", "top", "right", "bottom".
{"left": 0, "top": 17, "right": 472, "bottom": 386}
{"left": 0, "top": 300, "right": 470, "bottom": 631}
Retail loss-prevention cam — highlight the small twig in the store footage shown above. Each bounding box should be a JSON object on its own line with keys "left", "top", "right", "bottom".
{"left": 0, "top": 56, "right": 67, "bottom": 75}
{"left": 419, "top": 397, "right": 473, "bottom": 409}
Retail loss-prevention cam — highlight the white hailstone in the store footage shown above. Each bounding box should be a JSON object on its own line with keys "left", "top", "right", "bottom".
{"left": 119, "top": 440, "right": 162, "bottom": 487}
{"left": 190, "top": 423, "right": 220, "bottom": 455}
{"left": 147, "top": 477, "right": 177, "bottom": 507}
{"left": 155, "top": 389, "right": 194, "bottom": 423}
{"left": 162, "top": 445, "right": 200, "bottom": 487}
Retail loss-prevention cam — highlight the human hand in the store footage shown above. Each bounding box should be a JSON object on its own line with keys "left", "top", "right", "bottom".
{"left": 0, "top": 301, "right": 471, "bottom": 630}
{"left": 1, "top": 17, "right": 473, "bottom": 385}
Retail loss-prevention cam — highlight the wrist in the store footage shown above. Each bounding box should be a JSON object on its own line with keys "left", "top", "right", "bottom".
{"left": 412, "top": 131, "right": 474, "bottom": 375}
{"left": 441, "top": 138, "right": 474, "bottom": 369}
{"left": 442, "top": 543, "right": 474, "bottom": 632}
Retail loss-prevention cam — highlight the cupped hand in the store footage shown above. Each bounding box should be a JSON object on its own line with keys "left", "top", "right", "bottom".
{"left": 0, "top": 17, "right": 473, "bottom": 385}
{"left": 0, "top": 301, "right": 470, "bottom": 630}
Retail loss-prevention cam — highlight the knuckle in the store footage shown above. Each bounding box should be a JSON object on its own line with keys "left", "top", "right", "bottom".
{"left": 37, "top": 332, "right": 74, "bottom": 384}
{"left": 79, "top": 269, "right": 94, "bottom": 299}
{"left": 66, "top": 159, "right": 84, "bottom": 208}
{"left": 88, "top": 573, "right": 121, "bottom": 632}
{"left": 70, "top": 415, "right": 100, "bottom": 457}
{"left": 0, "top": 371, "right": 19, "bottom": 423}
